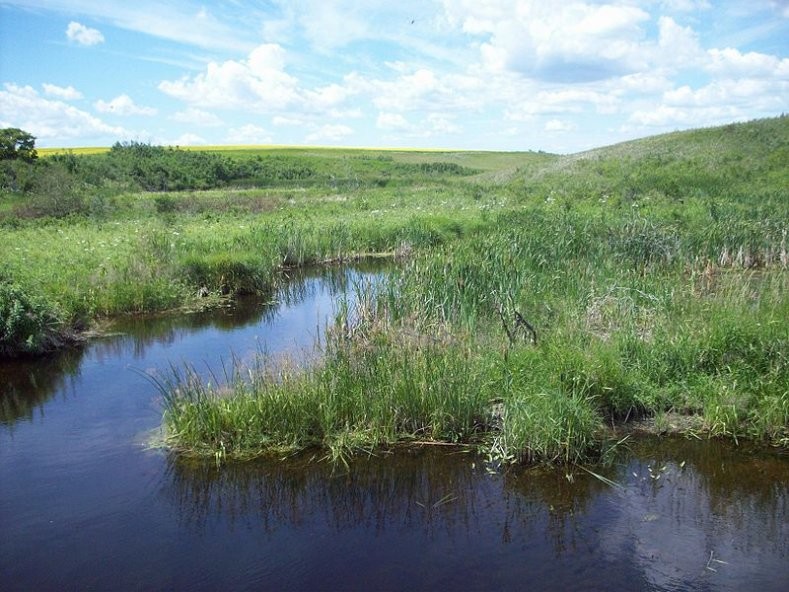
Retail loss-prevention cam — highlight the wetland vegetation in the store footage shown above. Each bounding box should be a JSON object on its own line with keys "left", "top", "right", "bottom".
{"left": 1, "top": 116, "right": 787, "bottom": 463}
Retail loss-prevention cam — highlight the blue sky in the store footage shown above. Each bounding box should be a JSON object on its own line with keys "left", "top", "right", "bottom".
{"left": 1, "top": 0, "right": 787, "bottom": 152}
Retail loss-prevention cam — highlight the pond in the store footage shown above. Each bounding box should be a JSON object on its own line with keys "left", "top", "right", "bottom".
{"left": 1, "top": 265, "right": 787, "bottom": 591}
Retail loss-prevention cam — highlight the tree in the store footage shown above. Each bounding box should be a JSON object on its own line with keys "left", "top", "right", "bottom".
{"left": 0, "top": 128, "right": 38, "bottom": 161}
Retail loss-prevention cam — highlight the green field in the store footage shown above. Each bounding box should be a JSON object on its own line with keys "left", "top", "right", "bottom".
{"left": 2, "top": 117, "right": 788, "bottom": 462}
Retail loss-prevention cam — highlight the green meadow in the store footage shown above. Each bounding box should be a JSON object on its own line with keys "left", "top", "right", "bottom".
{"left": 2, "top": 117, "right": 787, "bottom": 463}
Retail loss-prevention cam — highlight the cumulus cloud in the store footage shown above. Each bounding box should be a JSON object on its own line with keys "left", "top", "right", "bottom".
{"left": 272, "top": 115, "right": 306, "bottom": 127}
{"left": 376, "top": 112, "right": 460, "bottom": 137}
{"left": 269, "top": 0, "right": 441, "bottom": 56}
{"left": 347, "top": 67, "right": 484, "bottom": 114}
{"left": 444, "top": 0, "right": 651, "bottom": 82}
{"left": 304, "top": 83, "right": 354, "bottom": 111}
{"left": 172, "top": 108, "right": 223, "bottom": 127}
{"left": 169, "top": 133, "right": 207, "bottom": 146}
{"left": 66, "top": 21, "right": 104, "bottom": 46}
{"left": 506, "top": 88, "right": 620, "bottom": 120}
{"left": 0, "top": 83, "right": 127, "bottom": 145}
{"left": 660, "top": 0, "right": 711, "bottom": 11}
{"left": 424, "top": 113, "right": 461, "bottom": 135}
{"left": 624, "top": 41, "right": 789, "bottom": 133}
{"left": 42, "top": 83, "right": 83, "bottom": 100}
{"left": 664, "top": 78, "right": 787, "bottom": 110}
{"left": 95, "top": 94, "right": 157, "bottom": 116}
{"left": 4, "top": 0, "right": 788, "bottom": 152}
{"left": 545, "top": 119, "right": 576, "bottom": 132}
{"left": 158, "top": 43, "right": 363, "bottom": 120}
{"left": 434, "top": 1, "right": 787, "bottom": 146}
{"left": 296, "top": 1, "right": 370, "bottom": 51}
{"left": 656, "top": 16, "right": 704, "bottom": 68}
{"left": 159, "top": 44, "right": 300, "bottom": 112}
{"left": 627, "top": 76, "right": 788, "bottom": 128}
{"left": 226, "top": 124, "right": 272, "bottom": 144}
{"left": 305, "top": 124, "right": 354, "bottom": 144}
{"left": 705, "top": 47, "right": 789, "bottom": 78}
{"left": 376, "top": 112, "right": 411, "bottom": 130}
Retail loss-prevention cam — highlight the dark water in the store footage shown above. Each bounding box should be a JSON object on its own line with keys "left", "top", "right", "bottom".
{"left": 1, "top": 267, "right": 787, "bottom": 592}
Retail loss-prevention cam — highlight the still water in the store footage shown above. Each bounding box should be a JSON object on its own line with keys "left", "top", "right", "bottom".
{"left": 1, "top": 266, "right": 787, "bottom": 591}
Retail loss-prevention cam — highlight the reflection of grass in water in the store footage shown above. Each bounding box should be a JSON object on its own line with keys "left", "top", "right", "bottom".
{"left": 164, "top": 437, "right": 788, "bottom": 572}
{"left": 164, "top": 449, "right": 483, "bottom": 532}
{"left": 0, "top": 347, "right": 85, "bottom": 425}
{"left": 162, "top": 447, "right": 612, "bottom": 538}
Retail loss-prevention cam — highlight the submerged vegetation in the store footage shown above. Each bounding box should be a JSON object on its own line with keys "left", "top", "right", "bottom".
{"left": 2, "top": 116, "right": 788, "bottom": 462}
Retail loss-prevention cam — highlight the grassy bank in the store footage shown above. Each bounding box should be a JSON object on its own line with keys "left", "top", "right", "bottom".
{"left": 161, "top": 204, "right": 788, "bottom": 464}
{"left": 1, "top": 145, "right": 528, "bottom": 355}
{"left": 157, "top": 117, "right": 788, "bottom": 463}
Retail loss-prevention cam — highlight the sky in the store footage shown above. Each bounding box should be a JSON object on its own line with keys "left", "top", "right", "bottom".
{"left": 0, "top": 1, "right": 787, "bottom": 153}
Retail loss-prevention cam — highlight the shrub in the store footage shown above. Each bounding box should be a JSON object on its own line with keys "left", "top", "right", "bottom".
{"left": 0, "top": 281, "right": 63, "bottom": 355}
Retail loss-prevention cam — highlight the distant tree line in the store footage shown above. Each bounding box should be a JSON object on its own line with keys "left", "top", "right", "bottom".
{"left": 0, "top": 129, "right": 479, "bottom": 218}
{"left": 0, "top": 131, "right": 320, "bottom": 195}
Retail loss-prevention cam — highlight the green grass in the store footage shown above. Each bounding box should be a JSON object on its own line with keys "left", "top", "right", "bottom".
{"left": 4, "top": 116, "right": 789, "bottom": 461}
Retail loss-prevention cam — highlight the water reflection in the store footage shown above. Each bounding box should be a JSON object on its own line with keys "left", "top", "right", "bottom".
{"left": 2, "top": 257, "right": 787, "bottom": 591}
{"left": 604, "top": 438, "right": 789, "bottom": 591}
{"left": 0, "top": 263, "right": 385, "bottom": 427}
{"left": 163, "top": 448, "right": 618, "bottom": 552}
{"left": 0, "top": 348, "right": 86, "bottom": 426}
{"left": 163, "top": 439, "right": 789, "bottom": 591}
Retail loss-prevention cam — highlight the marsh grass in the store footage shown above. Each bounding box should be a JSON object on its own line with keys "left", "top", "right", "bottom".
{"left": 160, "top": 113, "right": 789, "bottom": 466}
{"left": 161, "top": 322, "right": 497, "bottom": 464}
{"left": 3, "top": 117, "right": 788, "bottom": 458}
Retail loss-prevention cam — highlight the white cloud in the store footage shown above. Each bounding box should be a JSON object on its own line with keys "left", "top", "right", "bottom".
{"left": 660, "top": 0, "right": 711, "bottom": 11}
{"left": 159, "top": 44, "right": 363, "bottom": 118}
{"left": 616, "top": 72, "right": 674, "bottom": 94}
{"left": 545, "top": 119, "right": 576, "bottom": 132}
{"left": 376, "top": 112, "right": 461, "bottom": 137}
{"left": 169, "top": 133, "right": 207, "bottom": 146}
{"left": 95, "top": 94, "right": 157, "bottom": 116}
{"left": 627, "top": 77, "right": 789, "bottom": 128}
{"left": 159, "top": 44, "right": 300, "bottom": 112}
{"left": 66, "top": 21, "right": 104, "bottom": 46}
{"left": 0, "top": 83, "right": 127, "bottom": 145}
{"left": 376, "top": 112, "right": 411, "bottom": 130}
{"left": 3, "top": 0, "right": 789, "bottom": 152}
{"left": 506, "top": 88, "right": 620, "bottom": 120}
{"left": 42, "top": 83, "right": 83, "bottom": 100}
{"left": 305, "top": 124, "right": 354, "bottom": 144}
{"left": 172, "top": 108, "right": 223, "bottom": 127}
{"left": 304, "top": 83, "right": 354, "bottom": 110}
{"left": 347, "top": 67, "right": 484, "bottom": 114}
{"left": 271, "top": 0, "right": 444, "bottom": 56}
{"left": 663, "top": 79, "right": 788, "bottom": 111}
{"left": 656, "top": 16, "right": 704, "bottom": 68}
{"left": 225, "top": 124, "right": 273, "bottom": 144}
{"left": 272, "top": 115, "right": 305, "bottom": 127}
{"left": 6, "top": 0, "right": 252, "bottom": 52}
{"left": 705, "top": 47, "right": 789, "bottom": 78}
{"left": 425, "top": 113, "right": 461, "bottom": 135}
{"left": 296, "top": 1, "right": 369, "bottom": 51}
{"left": 444, "top": 1, "right": 651, "bottom": 82}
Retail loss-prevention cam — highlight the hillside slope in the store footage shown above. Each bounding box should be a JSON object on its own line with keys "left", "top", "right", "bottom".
{"left": 519, "top": 115, "right": 789, "bottom": 206}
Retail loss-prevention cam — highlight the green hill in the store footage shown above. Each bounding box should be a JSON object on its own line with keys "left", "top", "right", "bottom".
{"left": 520, "top": 115, "right": 789, "bottom": 207}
